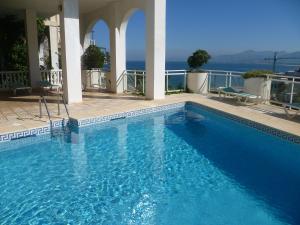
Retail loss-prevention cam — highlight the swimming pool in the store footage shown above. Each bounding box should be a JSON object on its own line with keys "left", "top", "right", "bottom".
{"left": 1, "top": 103, "right": 300, "bottom": 225}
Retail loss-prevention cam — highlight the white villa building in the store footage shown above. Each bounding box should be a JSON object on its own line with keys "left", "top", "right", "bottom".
{"left": 0, "top": 0, "right": 166, "bottom": 103}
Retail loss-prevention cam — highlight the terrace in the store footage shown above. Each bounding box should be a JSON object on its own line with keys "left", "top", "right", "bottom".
{"left": 1, "top": 0, "right": 300, "bottom": 224}
{"left": 1, "top": 69, "right": 300, "bottom": 141}
{"left": 0, "top": 0, "right": 299, "bottom": 142}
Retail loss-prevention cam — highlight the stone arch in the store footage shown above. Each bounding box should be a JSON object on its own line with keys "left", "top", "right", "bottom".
{"left": 119, "top": 8, "right": 146, "bottom": 69}
{"left": 120, "top": 8, "right": 141, "bottom": 35}
{"left": 82, "top": 17, "right": 110, "bottom": 53}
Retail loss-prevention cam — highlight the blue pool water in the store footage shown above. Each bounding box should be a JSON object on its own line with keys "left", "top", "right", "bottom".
{"left": 1, "top": 104, "right": 300, "bottom": 225}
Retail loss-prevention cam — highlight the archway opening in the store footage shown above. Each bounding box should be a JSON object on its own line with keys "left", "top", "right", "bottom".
{"left": 91, "top": 20, "right": 110, "bottom": 70}
{"left": 122, "top": 10, "right": 146, "bottom": 93}
{"left": 82, "top": 19, "right": 110, "bottom": 90}
{"left": 125, "top": 10, "right": 146, "bottom": 70}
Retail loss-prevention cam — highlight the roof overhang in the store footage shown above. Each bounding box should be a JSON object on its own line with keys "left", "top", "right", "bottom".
{"left": 0, "top": 0, "right": 117, "bottom": 17}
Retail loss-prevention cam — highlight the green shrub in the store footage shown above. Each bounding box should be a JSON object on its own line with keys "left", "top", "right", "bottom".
{"left": 82, "top": 45, "right": 105, "bottom": 70}
{"left": 8, "top": 38, "right": 28, "bottom": 71}
{"left": 243, "top": 70, "right": 273, "bottom": 79}
{"left": 187, "top": 49, "right": 211, "bottom": 72}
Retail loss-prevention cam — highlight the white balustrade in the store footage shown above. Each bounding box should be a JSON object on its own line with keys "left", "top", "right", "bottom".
{"left": 40, "top": 70, "right": 63, "bottom": 86}
{"left": 1, "top": 68, "right": 299, "bottom": 106}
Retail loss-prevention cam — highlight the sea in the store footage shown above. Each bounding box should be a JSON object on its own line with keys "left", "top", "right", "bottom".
{"left": 127, "top": 61, "right": 299, "bottom": 73}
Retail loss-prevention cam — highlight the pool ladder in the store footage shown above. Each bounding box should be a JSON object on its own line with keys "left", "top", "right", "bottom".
{"left": 39, "top": 92, "right": 70, "bottom": 133}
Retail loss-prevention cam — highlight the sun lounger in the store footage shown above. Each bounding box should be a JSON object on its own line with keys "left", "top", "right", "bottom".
{"left": 218, "top": 87, "right": 261, "bottom": 104}
{"left": 282, "top": 103, "right": 300, "bottom": 119}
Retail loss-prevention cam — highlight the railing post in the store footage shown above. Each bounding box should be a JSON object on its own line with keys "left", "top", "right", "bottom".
{"left": 184, "top": 70, "right": 187, "bottom": 92}
{"left": 123, "top": 70, "right": 126, "bottom": 93}
{"left": 208, "top": 71, "right": 211, "bottom": 92}
{"left": 39, "top": 98, "right": 42, "bottom": 118}
{"left": 166, "top": 70, "right": 169, "bottom": 93}
{"left": 290, "top": 77, "right": 295, "bottom": 108}
{"left": 229, "top": 72, "right": 232, "bottom": 87}
{"left": 142, "top": 72, "right": 145, "bottom": 94}
{"left": 225, "top": 72, "right": 228, "bottom": 87}
{"left": 57, "top": 93, "right": 61, "bottom": 116}
{"left": 134, "top": 71, "right": 137, "bottom": 91}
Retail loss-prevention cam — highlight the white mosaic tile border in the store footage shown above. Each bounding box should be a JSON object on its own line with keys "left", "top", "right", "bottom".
{"left": 1, "top": 101, "right": 299, "bottom": 145}
{"left": 0, "top": 119, "right": 68, "bottom": 143}
{"left": 70, "top": 102, "right": 186, "bottom": 128}
{"left": 0, "top": 103, "right": 185, "bottom": 143}
{"left": 186, "top": 101, "right": 300, "bottom": 144}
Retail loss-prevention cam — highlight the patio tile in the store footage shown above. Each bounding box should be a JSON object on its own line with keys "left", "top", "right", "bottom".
{"left": 1, "top": 92, "right": 300, "bottom": 138}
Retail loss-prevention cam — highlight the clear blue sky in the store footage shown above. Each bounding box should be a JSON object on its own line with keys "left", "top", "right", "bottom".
{"left": 93, "top": 0, "right": 300, "bottom": 61}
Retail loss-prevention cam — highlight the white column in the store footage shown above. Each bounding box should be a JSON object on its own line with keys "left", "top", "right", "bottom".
{"left": 60, "top": 0, "right": 82, "bottom": 103}
{"left": 110, "top": 4, "right": 126, "bottom": 94}
{"left": 83, "top": 32, "right": 92, "bottom": 53}
{"left": 145, "top": 0, "right": 166, "bottom": 100}
{"left": 49, "top": 26, "right": 59, "bottom": 70}
{"left": 49, "top": 16, "right": 60, "bottom": 70}
{"left": 25, "top": 9, "right": 40, "bottom": 88}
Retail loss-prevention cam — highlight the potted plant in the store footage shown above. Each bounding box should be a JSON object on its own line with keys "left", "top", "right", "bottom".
{"left": 243, "top": 70, "right": 273, "bottom": 101}
{"left": 187, "top": 49, "right": 211, "bottom": 94}
{"left": 81, "top": 45, "right": 105, "bottom": 90}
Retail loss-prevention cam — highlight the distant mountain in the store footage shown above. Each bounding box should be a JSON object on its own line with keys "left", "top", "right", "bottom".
{"left": 211, "top": 50, "right": 300, "bottom": 65}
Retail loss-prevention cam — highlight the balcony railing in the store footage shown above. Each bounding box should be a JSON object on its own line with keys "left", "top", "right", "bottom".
{"left": 40, "top": 70, "right": 63, "bottom": 86}
{"left": 122, "top": 69, "right": 300, "bottom": 106}
{"left": 206, "top": 70, "right": 245, "bottom": 92}
{"left": 165, "top": 70, "right": 187, "bottom": 93}
{"left": 1, "top": 69, "right": 299, "bottom": 107}
{"left": 122, "top": 70, "right": 187, "bottom": 94}
{"left": 0, "top": 71, "right": 29, "bottom": 90}
{"left": 266, "top": 74, "right": 300, "bottom": 105}
{"left": 124, "top": 70, "right": 146, "bottom": 94}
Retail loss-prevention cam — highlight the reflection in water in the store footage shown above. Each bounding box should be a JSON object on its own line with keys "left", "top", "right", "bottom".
{"left": 71, "top": 131, "right": 87, "bottom": 183}
{"left": 153, "top": 116, "right": 166, "bottom": 179}
{"left": 117, "top": 123, "right": 128, "bottom": 163}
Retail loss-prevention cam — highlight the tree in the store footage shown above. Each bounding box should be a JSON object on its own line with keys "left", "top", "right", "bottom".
{"left": 187, "top": 49, "right": 211, "bottom": 71}
{"left": 37, "top": 17, "right": 48, "bottom": 46}
{"left": 0, "top": 15, "right": 47, "bottom": 71}
{"left": 82, "top": 45, "right": 105, "bottom": 69}
{"left": 9, "top": 38, "right": 28, "bottom": 71}
{"left": 0, "top": 15, "right": 25, "bottom": 70}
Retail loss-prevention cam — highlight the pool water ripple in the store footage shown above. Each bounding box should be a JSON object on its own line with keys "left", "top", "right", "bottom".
{"left": 0, "top": 105, "right": 300, "bottom": 224}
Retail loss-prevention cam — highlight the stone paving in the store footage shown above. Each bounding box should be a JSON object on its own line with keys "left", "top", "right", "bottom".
{"left": 1, "top": 91, "right": 300, "bottom": 137}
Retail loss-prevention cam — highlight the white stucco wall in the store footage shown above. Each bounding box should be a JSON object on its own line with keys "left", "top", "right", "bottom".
{"left": 21, "top": 0, "right": 166, "bottom": 101}
{"left": 79, "top": 0, "right": 166, "bottom": 99}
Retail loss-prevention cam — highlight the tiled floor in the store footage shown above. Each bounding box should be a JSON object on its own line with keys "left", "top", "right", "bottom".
{"left": 1, "top": 91, "right": 300, "bottom": 137}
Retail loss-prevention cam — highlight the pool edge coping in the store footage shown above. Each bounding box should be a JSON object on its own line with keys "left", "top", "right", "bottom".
{"left": 0, "top": 100, "right": 300, "bottom": 144}
{"left": 186, "top": 101, "right": 300, "bottom": 144}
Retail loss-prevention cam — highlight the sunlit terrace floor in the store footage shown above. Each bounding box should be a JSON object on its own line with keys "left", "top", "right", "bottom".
{"left": 1, "top": 91, "right": 300, "bottom": 137}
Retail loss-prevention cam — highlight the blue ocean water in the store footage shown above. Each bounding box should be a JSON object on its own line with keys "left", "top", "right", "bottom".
{"left": 1, "top": 103, "right": 300, "bottom": 225}
{"left": 127, "top": 61, "right": 298, "bottom": 72}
